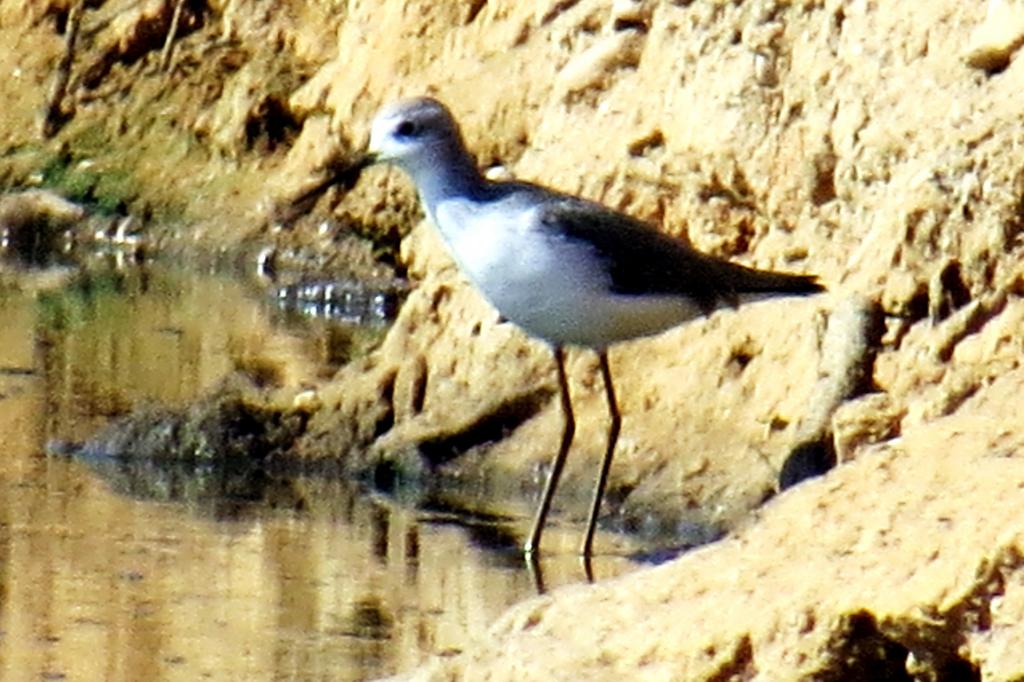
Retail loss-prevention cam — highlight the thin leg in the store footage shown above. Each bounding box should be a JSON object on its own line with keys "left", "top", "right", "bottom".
{"left": 581, "top": 552, "right": 595, "bottom": 583}
{"left": 581, "top": 350, "right": 621, "bottom": 557}
{"left": 525, "top": 346, "right": 575, "bottom": 555}
{"left": 526, "top": 551, "right": 546, "bottom": 594}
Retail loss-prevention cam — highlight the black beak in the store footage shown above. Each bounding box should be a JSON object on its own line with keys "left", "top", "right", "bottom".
{"left": 270, "top": 149, "right": 379, "bottom": 226}
{"left": 334, "top": 148, "right": 377, "bottom": 191}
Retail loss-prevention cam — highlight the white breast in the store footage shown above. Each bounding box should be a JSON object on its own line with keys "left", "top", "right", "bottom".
{"left": 429, "top": 195, "right": 705, "bottom": 347}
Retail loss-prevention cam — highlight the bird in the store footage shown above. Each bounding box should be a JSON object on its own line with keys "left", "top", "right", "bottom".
{"left": 349, "top": 96, "right": 824, "bottom": 557}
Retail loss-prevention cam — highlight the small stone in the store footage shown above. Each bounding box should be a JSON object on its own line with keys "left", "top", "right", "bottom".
{"left": 964, "top": 0, "right": 1024, "bottom": 70}
{"left": 611, "top": 0, "right": 650, "bottom": 31}
{"left": 831, "top": 393, "right": 904, "bottom": 463}
{"left": 555, "top": 30, "right": 644, "bottom": 100}
{"left": 293, "top": 389, "right": 321, "bottom": 412}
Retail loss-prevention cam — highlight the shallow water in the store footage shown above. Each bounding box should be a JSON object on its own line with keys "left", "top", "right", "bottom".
{"left": 0, "top": 259, "right": 641, "bottom": 681}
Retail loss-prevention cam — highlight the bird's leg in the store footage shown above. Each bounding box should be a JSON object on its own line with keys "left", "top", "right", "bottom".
{"left": 581, "top": 350, "right": 621, "bottom": 557}
{"left": 526, "top": 552, "right": 546, "bottom": 594}
{"left": 525, "top": 345, "right": 575, "bottom": 555}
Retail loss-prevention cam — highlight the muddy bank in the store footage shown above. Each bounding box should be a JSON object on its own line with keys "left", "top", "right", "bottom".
{"left": 404, "top": 376, "right": 1024, "bottom": 680}
{"left": 5, "top": 0, "right": 1024, "bottom": 677}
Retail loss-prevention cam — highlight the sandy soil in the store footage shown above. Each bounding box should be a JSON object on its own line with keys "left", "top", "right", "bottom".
{"left": 4, "top": 0, "right": 1024, "bottom": 677}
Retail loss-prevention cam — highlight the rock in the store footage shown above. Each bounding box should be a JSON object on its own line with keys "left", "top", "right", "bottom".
{"left": 964, "top": 0, "right": 1024, "bottom": 71}
{"left": 554, "top": 29, "right": 645, "bottom": 101}
{"left": 0, "top": 189, "right": 84, "bottom": 264}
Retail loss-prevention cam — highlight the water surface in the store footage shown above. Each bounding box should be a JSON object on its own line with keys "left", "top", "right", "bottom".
{"left": 0, "top": 260, "right": 641, "bottom": 681}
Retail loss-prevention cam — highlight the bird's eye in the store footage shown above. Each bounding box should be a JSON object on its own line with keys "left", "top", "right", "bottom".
{"left": 395, "top": 120, "right": 418, "bottom": 137}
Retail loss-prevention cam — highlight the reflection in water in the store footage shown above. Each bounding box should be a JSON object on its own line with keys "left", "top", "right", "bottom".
{"left": 272, "top": 278, "right": 403, "bottom": 326}
{"left": 0, "top": 261, "right": 642, "bottom": 681}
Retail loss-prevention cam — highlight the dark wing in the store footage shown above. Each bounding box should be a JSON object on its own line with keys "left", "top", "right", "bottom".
{"left": 537, "top": 197, "right": 822, "bottom": 311}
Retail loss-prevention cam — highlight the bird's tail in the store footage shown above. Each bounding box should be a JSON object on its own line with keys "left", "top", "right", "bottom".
{"left": 724, "top": 261, "right": 824, "bottom": 295}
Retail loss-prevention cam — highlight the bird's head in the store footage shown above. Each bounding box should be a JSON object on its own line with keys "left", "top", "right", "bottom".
{"left": 361, "top": 97, "right": 465, "bottom": 174}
